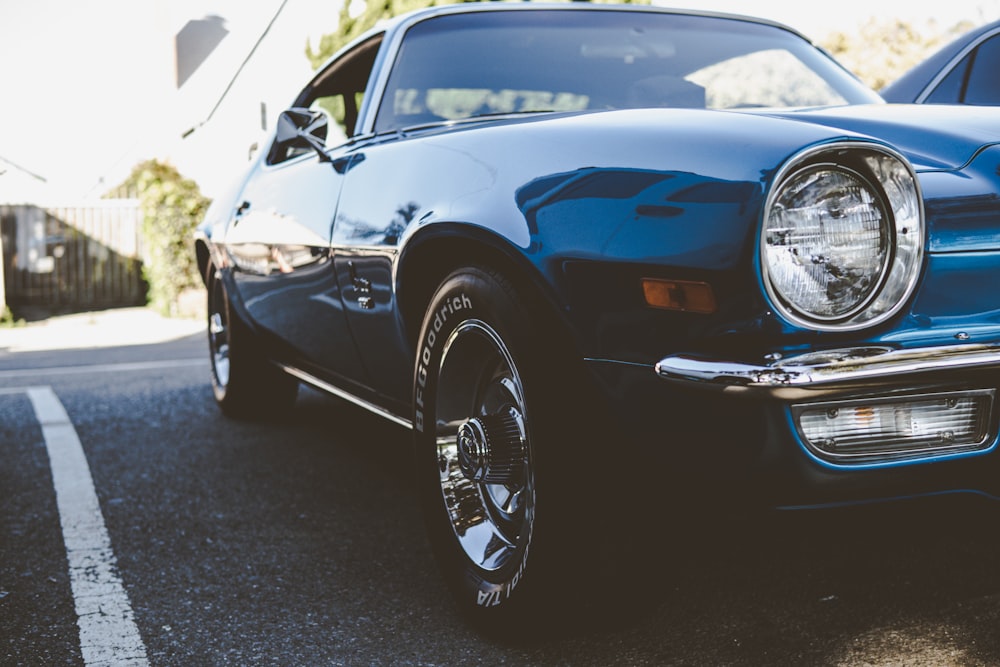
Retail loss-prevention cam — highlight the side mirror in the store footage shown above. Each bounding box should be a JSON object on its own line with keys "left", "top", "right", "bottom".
{"left": 274, "top": 108, "right": 331, "bottom": 161}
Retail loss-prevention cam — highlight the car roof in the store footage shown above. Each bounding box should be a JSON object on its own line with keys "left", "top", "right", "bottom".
{"left": 413, "top": 3, "right": 801, "bottom": 32}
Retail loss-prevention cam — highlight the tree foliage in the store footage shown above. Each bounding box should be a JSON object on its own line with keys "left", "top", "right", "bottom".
{"left": 307, "top": 0, "right": 649, "bottom": 70}
{"left": 820, "top": 18, "right": 973, "bottom": 91}
{"left": 113, "top": 160, "right": 211, "bottom": 317}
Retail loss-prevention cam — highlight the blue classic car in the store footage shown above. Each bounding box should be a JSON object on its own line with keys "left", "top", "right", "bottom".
{"left": 195, "top": 3, "right": 1000, "bottom": 627}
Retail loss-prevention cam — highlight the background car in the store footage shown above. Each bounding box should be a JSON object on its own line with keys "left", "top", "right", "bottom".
{"left": 881, "top": 19, "right": 1000, "bottom": 104}
{"left": 195, "top": 4, "right": 1000, "bottom": 631}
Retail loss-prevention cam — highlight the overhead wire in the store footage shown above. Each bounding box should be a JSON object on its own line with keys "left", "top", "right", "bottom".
{"left": 182, "top": 0, "right": 290, "bottom": 138}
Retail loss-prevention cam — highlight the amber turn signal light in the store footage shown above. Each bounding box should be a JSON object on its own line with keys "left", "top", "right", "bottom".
{"left": 642, "top": 278, "right": 717, "bottom": 314}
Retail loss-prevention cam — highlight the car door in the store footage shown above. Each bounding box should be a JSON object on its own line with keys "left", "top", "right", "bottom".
{"left": 331, "top": 200, "right": 414, "bottom": 408}
{"left": 224, "top": 35, "right": 382, "bottom": 385}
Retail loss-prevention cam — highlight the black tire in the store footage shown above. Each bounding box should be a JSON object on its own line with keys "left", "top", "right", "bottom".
{"left": 206, "top": 264, "right": 298, "bottom": 419}
{"left": 414, "top": 265, "right": 594, "bottom": 631}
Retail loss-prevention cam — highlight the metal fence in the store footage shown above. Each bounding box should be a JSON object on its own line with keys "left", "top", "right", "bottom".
{"left": 0, "top": 201, "right": 147, "bottom": 312}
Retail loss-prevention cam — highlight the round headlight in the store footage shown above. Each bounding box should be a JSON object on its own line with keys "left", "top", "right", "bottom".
{"left": 763, "top": 165, "right": 890, "bottom": 321}
{"left": 761, "top": 144, "right": 924, "bottom": 331}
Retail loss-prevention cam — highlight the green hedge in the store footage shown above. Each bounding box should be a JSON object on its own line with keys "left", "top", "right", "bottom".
{"left": 115, "top": 160, "right": 211, "bottom": 317}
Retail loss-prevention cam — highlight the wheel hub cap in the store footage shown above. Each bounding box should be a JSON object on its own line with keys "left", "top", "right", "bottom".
{"left": 457, "top": 412, "right": 524, "bottom": 485}
{"left": 434, "top": 318, "right": 533, "bottom": 572}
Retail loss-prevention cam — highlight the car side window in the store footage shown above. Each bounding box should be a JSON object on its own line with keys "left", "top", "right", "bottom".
{"left": 963, "top": 35, "right": 1000, "bottom": 105}
{"left": 268, "top": 35, "right": 382, "bottom": 165}
{"left": 925, "top": 57, "right": 967, "bottom": 104}
{"left": 926, "top": 34, "right": 1000, "bottom": 105}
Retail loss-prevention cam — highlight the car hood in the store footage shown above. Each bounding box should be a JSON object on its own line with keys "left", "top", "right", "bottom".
{"left": 758, "top": 104, "right": 1000, "bottom": 172}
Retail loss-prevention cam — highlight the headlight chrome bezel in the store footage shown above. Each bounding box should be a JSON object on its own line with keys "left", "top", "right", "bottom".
{"left": 761, "top": 142, "right": 924, "bottom": 332}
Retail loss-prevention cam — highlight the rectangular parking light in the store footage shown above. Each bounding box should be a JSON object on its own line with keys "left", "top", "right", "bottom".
{"left": 641, "top": 278, "right": 716, "bottom": 314}
{"left": 793, "top": 390, "right": 994, "bottom": 461}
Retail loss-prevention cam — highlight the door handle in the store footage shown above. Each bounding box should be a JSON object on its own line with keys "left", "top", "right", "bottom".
{"left": 348, "top": 261, "right": 371, "bottom": 293}
{"left": 347, "top": 261, "right": 375, "bottom": 309}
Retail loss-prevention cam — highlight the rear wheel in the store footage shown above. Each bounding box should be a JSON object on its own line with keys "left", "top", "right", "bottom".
{"left": 206, "top": 265, "right": 298, "bottom": 419}
{"left": 414, "top": 265, "right": 592, "bottom": 629}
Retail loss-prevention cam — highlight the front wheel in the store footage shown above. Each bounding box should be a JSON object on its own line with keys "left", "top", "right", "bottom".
{"left": 414, "top": 266, "right": 587, "bottom": 629}
{"left": 206, "top": 264, "right": 298, "bottom": 419}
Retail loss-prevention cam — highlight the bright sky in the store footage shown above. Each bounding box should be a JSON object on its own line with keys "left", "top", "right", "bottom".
{"left": 0, "top": 0, "right": 997, "bottom": 202}
{"left": 0, "top": 0, "right": 338, "bottom": 202}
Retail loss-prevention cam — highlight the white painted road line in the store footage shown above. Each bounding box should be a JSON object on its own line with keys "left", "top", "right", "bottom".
{"left": 27, "top": 386, "right": 150, "bottom": 666}
{"left": 0, "top": 358, "right": 207, "bottom": 380}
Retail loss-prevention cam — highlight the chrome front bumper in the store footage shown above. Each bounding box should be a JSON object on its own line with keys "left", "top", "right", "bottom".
{"left": 655, "top": 342, "right": 1000, "bottom": 399}
{"left": 657, "top": 342, "right": 1000, "bottom": 464}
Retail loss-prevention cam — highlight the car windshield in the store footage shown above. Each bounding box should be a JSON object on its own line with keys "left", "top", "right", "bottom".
{"left": 374, "top": 9, "right": 881, "bottom": 133}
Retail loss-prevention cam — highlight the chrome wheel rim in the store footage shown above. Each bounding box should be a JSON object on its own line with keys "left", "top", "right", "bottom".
{"left": 435, "top": 320, "right": 533, "bottom": 573}
{"left": 208, "top": 274, "right": 231, "bottom": 388}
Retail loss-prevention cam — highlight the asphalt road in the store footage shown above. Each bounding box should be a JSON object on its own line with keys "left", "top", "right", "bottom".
{"left": 3, "top": 309, "right": 1000, "bottom": 666}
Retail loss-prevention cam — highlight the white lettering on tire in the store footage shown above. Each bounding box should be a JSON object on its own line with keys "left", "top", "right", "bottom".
{"left": 415, "top": 292, "right": 472, "bottom": 433}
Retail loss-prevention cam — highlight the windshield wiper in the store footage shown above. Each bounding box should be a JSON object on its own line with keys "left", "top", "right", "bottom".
{"left": 466, "top": 109, "right": 556, "bottom": 119}
{"left": 396, "top": 109, "right": 560, "bottom": 136}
